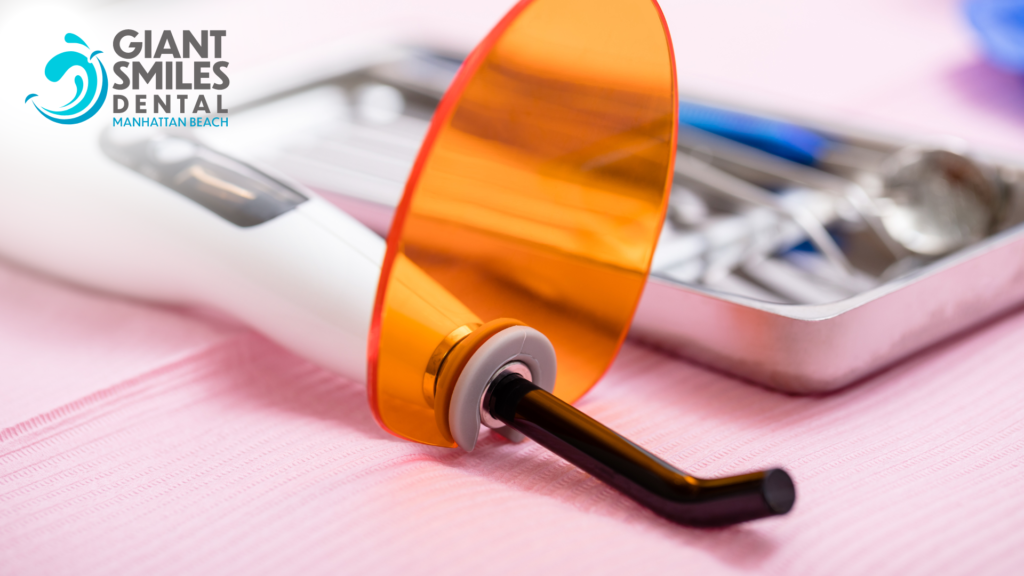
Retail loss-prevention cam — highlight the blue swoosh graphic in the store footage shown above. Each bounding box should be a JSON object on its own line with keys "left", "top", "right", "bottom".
{"left": 64, "top": 33, "right": 89, "bottom": 48}
{"left": 25, "top": 34, "right": 108, "bottom": 125}
{"left": 28, "top": 58, "right": 108, "bottom": 125}
{"left": 64, "top": 75, "right": 84, "bottom": 107}
{"left": 39, "top": 51, "right": 96, "bottom": 116}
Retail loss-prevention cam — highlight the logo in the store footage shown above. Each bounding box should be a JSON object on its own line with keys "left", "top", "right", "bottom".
{"left": 25, "top": 33, "right": 108, "bottom": 125}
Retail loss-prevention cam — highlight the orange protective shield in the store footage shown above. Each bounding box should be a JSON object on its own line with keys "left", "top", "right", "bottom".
{"left": 368, "top": 0, "right": 678, "bottom": 447}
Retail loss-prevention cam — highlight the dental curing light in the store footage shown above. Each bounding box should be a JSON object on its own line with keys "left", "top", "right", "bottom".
{"left": 369, "top": 0, "right": 793, "bottom": 526}
{"left": 0, "top": 0, "right": 794, "bottom": 527}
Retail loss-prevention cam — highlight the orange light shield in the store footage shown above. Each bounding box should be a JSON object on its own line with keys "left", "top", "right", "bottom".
{"left": 369, "top": 0, "right": 678, "bottom": 447}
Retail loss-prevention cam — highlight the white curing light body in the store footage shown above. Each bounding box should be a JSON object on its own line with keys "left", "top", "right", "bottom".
{"left": 0, "top": 126, "right": 559, "bottom": 453}
{"left": 0, "top": 128, "right": 384, "bottom": 384}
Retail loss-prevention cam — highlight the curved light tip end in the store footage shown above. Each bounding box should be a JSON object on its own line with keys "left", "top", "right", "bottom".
{"left": 762, "top": 468, "right": 796, "bottom": 515}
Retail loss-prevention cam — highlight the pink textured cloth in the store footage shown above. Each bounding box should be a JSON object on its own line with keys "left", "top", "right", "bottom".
{"left": 3, "top": 259, "right": 1024, "bottom": 575}
{"left": 4, "top": 0, "right": 1024, "bottom": 573}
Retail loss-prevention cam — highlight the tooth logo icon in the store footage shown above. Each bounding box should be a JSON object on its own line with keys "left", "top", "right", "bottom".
{"left": 25, "top": 33, "right": 108, "bottom": 125}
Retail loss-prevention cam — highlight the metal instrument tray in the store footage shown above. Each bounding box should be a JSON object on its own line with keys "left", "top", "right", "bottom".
{"left": 632, "top": 99, "right": 1024, "bottom": 393}
{"left": 633, "top": 225, "right": 1024, "bottom": 393}
{"left": 217, "top": 46, "right": 1024, "bottom": 395}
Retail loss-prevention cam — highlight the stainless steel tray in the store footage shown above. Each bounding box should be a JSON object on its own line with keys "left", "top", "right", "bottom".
{"left": 215, "top": 46, "right": 1024, "bottom": 394}
{"left": 633, "top": 224, "right": 1024, "bottom": 393}
{"left": 630, "top": 91, "right": 1024, "bottom": 393}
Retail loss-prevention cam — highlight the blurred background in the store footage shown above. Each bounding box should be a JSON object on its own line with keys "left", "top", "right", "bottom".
{"left": 2, "top": 0, "right": 1020, "bottom": 157}
{"left": 3, "top": 0, "right": 1024, "bottom": 364}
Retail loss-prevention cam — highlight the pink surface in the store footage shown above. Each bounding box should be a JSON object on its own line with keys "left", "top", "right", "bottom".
{"left": 0, "top": 263, "right": 242, "bottom": 429}
{"left": 3, "top": 288, "right": 1024, "bottom": 575}
{"left": 3, "top": 0, "right": 1024, "bottom": 573}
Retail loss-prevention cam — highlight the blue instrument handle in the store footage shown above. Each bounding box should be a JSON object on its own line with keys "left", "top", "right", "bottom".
{"left": 965, "top": 0, "right": 1024, "bottom": 72}
{"left": 678, "top": 101, "right": 830, "bottom": 166}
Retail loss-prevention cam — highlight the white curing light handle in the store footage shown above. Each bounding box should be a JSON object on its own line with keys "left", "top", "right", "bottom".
{"left": 0, "top": 131, "right": 385, "bottom": 383}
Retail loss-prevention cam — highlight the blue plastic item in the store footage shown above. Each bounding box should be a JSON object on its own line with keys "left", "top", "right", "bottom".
{"left": 966, "top": 0, "right": 1024, "bottom": 72}
{"left": 678, "top": 101, "right": 830, "bottom": 166}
